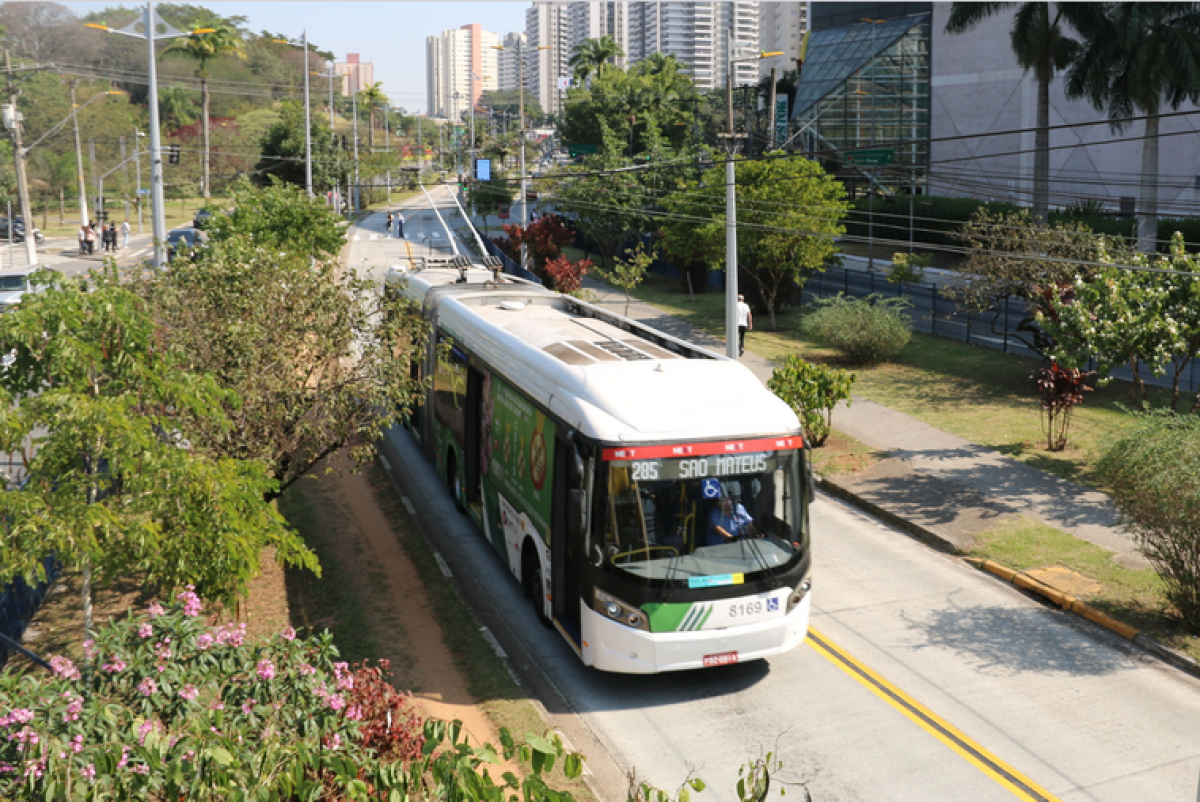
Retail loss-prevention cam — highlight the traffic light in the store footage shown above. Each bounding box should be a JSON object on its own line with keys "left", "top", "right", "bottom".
{"left": 167, "top": 145, "right": 181, "bottom": 165}
{"left": 97, "top": 209, "right": 108, "bottom": 222}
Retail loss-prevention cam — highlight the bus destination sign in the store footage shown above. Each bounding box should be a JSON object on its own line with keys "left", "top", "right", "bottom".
{"left": 602, "top": 436, "right": 802, "bottom": 462}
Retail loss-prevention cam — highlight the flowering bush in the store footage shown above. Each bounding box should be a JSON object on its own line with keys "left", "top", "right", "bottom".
{"left": 0, "top": 591, "right": 581, "bottom": 800}
{"left": 544, "top": 256, "right": 592, "bottom": 295}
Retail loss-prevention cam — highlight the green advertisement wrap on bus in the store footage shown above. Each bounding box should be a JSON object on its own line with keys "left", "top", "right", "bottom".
{"left": 482, "top": 373, "right": 555, "bottom": 545}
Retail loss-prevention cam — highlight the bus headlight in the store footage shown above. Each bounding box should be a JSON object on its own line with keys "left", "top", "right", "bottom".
{"left": 787, "top": 576, "right": 812, "bottom": 613}
{"left": 594, "top": 588, "right": 650, "bottom": 632}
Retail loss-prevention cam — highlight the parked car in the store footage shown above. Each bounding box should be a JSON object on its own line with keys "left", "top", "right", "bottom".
{"left": 0, "top": 217, "right": 45, "bottom": 244}
{"left": 0, "top": 267, "right": 54, "bottom": 313}
{"left": 192, "top": 208, "right": 215, "bottom": 229}
{"left": 165, "top": 227, "right": 205, "bottom": 262}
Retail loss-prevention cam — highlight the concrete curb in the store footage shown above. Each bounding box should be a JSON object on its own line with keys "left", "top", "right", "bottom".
{"left": 819, "top": 473, "right": 1200, "bottom": 682}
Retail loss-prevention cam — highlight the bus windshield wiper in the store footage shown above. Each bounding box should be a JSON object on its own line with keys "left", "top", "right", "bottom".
{"left": 741, "top": 536, "right": 783, "bottom": 589}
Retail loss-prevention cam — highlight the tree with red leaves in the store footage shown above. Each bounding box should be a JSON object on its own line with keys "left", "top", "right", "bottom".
{"left": 544, "top": 255, "right": 592, "bottom": 294}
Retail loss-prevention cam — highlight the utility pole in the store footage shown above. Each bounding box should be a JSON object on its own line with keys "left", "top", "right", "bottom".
{"left": 721, "top": 31, "right": 742, "bottom": 361}
{"left": 134, "top": 128, "right": 144, "bottom": 234}
{"left": 351, "top": 90, "right": 359, "bottom": 212}
{"left": 767, "top": 66, "right": 778, "bottom": 151}
{"left": 69, "top": 80, "right": 88, "bottom": 228}
{"left": 88, "top": 138, "right": 98, "bottom": 218}
{"left": 5, "top": 48, "right": 37, "bottom": 266}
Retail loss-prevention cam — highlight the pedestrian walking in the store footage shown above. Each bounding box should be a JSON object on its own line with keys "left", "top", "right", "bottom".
{"left": 386, "top": 211, "right": 393, "bottom": 236}
{"left": 736, "top": 294, "right": 753, "bottom": 356}
{"left": 396, "top": 212, "right": 404, "bottom": 239}
{"left": 84, "top": 221, "right": 97, "bottom": 255}
{"left": 121, "top": 220, "right": 130, "bottom": 249}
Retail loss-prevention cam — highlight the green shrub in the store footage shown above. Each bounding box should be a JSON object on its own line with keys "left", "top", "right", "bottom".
{"left": 1097, "top": 412, "right": 1200, "bottom": 632}
{"left": 801, "top": 293, "right": 913, "bottom": 364}
{"left": 886, "top": 251, "right": 930, "bottom": 291}
{"left": 767, "top": 356, "right": 856, "bottom": 447}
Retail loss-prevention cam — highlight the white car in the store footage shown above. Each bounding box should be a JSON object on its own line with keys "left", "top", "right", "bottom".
{"left": 0, "top": 268, "right": 52, "bottom": 313}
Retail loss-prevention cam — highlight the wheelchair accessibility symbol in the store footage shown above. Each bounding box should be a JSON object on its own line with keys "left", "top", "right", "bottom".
{"left": 701, "top": 479, "right": 721, "bottom": 499}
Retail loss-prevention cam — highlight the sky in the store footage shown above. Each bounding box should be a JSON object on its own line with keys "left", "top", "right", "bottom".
{"left": 63, "top": 2, "right": 532, "bottom": 114}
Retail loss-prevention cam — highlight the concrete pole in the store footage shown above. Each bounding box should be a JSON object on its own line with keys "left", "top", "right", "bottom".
{"left": 724, "top": 32, "right": 739, "bottom": 361}
{"left": 69, "top": 81, "right": 88, "bottom": 228}
{"left": 5, "top": 49, "right": 37, "bottom": 266}
{"left": 146, "top": 0, "right": 168, "bottom": 269}
{"left": 351, "top": 90, "right": 359, "bottom": 212}
{"left": 767, "top": 66, "right": 778, "bottom": 151}
{"left": 303, "top": 30, "right": 312, "bottom": 197}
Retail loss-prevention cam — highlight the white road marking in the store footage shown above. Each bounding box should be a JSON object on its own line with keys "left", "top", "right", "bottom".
{"left": 433, "top": 551, "right": 453, "bottom": 578}
{"left": 478, "top": 626, "right": 507, "bottom": 659}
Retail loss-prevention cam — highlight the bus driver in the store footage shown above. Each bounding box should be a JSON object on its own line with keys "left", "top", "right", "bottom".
{"left": 707, "top": 496, "right": 756, "bottom": 545}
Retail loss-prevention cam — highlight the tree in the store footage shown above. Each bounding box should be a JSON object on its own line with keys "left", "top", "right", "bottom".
{"left": 569, "top": 35, "right": 624, "bottom": 84}
{"left": 1098, "top": 412, "right": 1200, "bottom": 632}
{"left": 1065, "top": 2, "right": 1200, "bottom": 253}
{"left": 948, "top": 208, "right": 1126, "bottom": 358}
{"left": 255, "top": 101, "right": 345, "bottom": 193}
{"left": 767, "top": 356, "right": 856, "bottom": 447}
{"left": 560, "top": 58, "right": 696, "bottom": 153}
{"left": 359, "top": 80, "right": 387, "bottom": 148}
{"left": 162, "top": 18, "right": 247, "bottom": 198}
{"left": 945, "top": 3, "right": 1080, "bottom": 224}
{"left": 141, "top": 181, "right": 428, "bottom": 501}
{"left": 0, "top": 266, "right": 317, "bottom": 626}
{"left": 1029, "top": 363, "right": 1093, "bottom": 451}
{"left": 1039, "top": 241, "right": 1200, "bottom": 411}
{"left": 600, "top": 241, "right": 656, "bottom": 316}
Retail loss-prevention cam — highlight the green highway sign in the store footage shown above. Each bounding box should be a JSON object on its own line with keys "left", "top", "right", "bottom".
{"left": 568, "top": 143, "right": 598, "bottom": 157}
{"left": 845, "top": 148, "right": 895, "bottom": 166}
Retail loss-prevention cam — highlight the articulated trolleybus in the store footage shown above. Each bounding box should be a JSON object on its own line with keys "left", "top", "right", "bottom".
{"left": 388, "top": 256, "right": 813, "bottom": 674}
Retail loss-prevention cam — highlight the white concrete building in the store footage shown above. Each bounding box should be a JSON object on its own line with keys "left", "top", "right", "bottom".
{"left": 757, "top": 2, "right": 806, "bottom": 79}
{"left": 426, "top": 24, "right": 500, "bottom": 121}
{"left": 496, "top": 32, "right": 528, "bottom": 92}
{"left": 929, "top": 4, "right": 1200, "bottom": 218}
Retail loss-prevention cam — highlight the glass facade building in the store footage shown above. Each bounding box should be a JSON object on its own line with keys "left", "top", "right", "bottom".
{"left": 790, "top": 11, "right": 931, "bottom": 196}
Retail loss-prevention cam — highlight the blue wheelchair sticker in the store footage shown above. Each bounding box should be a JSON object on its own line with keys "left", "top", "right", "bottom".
{"left": 701, "top": 479, "right": 721, "bottom": 499}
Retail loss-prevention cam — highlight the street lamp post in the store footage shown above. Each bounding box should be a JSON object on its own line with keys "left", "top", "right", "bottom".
{"left": 274, "top": 32, "right": 313, "bottom": 197}
{"left": 86, "top": 5, "right": 213, "bottom": 269}
{"left": 863, "top": 18, "right": 885, "bottom": 272}
{"left": 719, "top": 33, "right": 782, "bottom": 360}
{"left": 494, "top": 40, "right": 549, "bottom": 273}
{"left": 351, "top": 90, "right": 359, "bottom": 212}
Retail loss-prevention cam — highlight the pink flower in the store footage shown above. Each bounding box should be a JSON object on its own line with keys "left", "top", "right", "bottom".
{"left": 345, "top": 705, "right": 363, "bottom": 721}
{"left": 197, "top": 633, "right": 214, "bottom": 651}
{"left": 138, "top": 623, "right": 153, "bottom": 639}
{"left": 179, "top": 684, "right": 199, "bottom": 701}
{"left": 132, "top": 763, "right": 149, "bottom": 775}
{"left": 176, "top": 585, "right": 203, "bottom": 617}
{"left": 299, "top": 663, "right": 317, "bottom": 676}
{"left": 241, "top": 699, "right": 257, "bottom": 715}
{"left": 137, "top": 719, "right": 159, "bottom": 745}
{"left": 280, "top": 626, "right": 296, "bottom": 642}
{"left": 209, "top": 700, "right": 225, "bottom": 711}
{"left": 326, "top": 694, "right": 345, "bottom": 711}
{"left": 0, "top": 708, "right": 34, "bottom": 728}
{"left": 82, "top": 639, "right": 96, "bottom": 659}
{"left": 82, "top": 763, "right": 96, "bottom": 782}
{"left": 147, "top": 602, "right": 165, "bottom": 618}
{"left": 61, "top": 694, "right": 83, "bottom": 723}
{"left": 71, "top": 735, "right": 84, "bottom": 754}
{"left": 256, "top": 659, "right": 276, "bottom": 681}
{"left": 103, "top": 658, "right": 127, "bottom": 674}
{"left": 50, "top": 655, "right": 81, "bottom": 681}
{"left": 323, "top": 733, "right": 342, "bottom": 750}
{"left": 137, "top": 678, "right": 157, "bottom": 697}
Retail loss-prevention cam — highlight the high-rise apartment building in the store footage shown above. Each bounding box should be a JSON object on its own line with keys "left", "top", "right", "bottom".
{"left": 426, "top": 24, "right": 500, "bottom": 120}
{"left": 757, "top": 2, "right": 807, "bottom": 79}
{"left": 496, "top": 32, "right": 527, "bottom": 92}
{"left": 334, "top": 53, "right": 374, "bottom": 97}
{"left": 526, "top": 1, "right": 761, "bottom": 113}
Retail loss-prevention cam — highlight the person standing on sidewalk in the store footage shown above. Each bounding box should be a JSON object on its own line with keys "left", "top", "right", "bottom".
{"left": 85, "top": 222, "right": 97, "bottom": 255}
{"left": 386, "top": 211, "right": 393, "bottom": 237}
{"left": 121, "top": 220, "right": 130, "bottom": 249}
{"left": 396, "top": 212, "right": 405, "bottom": 239}
{"left": 78, "top": 224, "right": 88, "bottom": 255}
{"left": 737, "top": 294, "right": 752, "bottom": 356}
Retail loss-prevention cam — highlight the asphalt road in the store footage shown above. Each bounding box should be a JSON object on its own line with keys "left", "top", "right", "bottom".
{"left": 357, "top": 188, "right": 1200, "bottom": 802}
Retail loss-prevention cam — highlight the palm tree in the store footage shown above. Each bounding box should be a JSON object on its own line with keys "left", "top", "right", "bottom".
{"left": 1065, "top": 2, "right": 1200, "bottom": 253}
{"left": 162, "top": 21, "right": 246, "bottom": 198}
{"left": 359, "top": 82, "right": 388, "bottom": 148}
{"left": 569, "top": 35, "right": 625, "bottom": 85}
{"left": 945, "top": 3, "right": 1079, "bottom": 224}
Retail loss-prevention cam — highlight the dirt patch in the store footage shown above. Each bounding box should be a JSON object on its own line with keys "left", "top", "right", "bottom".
{"left": 1025, "top": 566, "right": 1103, "bottom": 598}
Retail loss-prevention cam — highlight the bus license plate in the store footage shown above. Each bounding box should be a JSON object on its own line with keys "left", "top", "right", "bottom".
{"left": 703, "top": 651, "right": 739, "bottom": 667}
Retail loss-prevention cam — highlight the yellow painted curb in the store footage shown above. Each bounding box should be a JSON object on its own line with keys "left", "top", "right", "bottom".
{"left": 970, "top": 559, "right": 1139, "bottom": 642}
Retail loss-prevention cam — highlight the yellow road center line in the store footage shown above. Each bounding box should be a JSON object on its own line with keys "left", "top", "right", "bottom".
{"left": 807, "top": 627, "right": 1060, "bottom": 802}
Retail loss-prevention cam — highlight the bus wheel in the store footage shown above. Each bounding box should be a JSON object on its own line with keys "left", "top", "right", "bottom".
{"left": 525, "top": 551, "right": 551, "bottom": 628}
{"left": 446, "top": 450, "right": 466, "bottom": 514}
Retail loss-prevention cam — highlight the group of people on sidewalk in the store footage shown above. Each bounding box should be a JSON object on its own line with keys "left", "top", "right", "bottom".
{"left": 385, "top": 210, "right": 405, "bottom": 239}
{"left": 78, "top": 220, "right": 130, "bottom": 255}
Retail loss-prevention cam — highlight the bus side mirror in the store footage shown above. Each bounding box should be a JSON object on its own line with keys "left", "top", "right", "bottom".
{"left": 805, "top": 460, "right": 816, "bottom": 505}
{"left": 567, "top": 489, "right": 586, "bottom": 539}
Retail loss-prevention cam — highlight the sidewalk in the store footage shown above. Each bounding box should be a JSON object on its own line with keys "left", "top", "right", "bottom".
{"left": 577, "top": 275, "right": 1150, "bottom": 571}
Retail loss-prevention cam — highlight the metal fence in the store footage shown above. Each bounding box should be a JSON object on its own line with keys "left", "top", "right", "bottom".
{"left": 0, "top": 556, "right": 59, "bottom": 667}
{"left": 802, "top": 265, "right": 1200, "bottom": 398}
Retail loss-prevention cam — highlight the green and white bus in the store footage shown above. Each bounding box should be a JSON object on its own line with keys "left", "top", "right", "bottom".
{"left": 387, "top": 257, "right": 813, "bottom": 674}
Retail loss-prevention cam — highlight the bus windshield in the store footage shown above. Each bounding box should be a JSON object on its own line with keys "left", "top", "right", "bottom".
{"left": 593, "top": 445, "right": 806, "bottom": 583}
